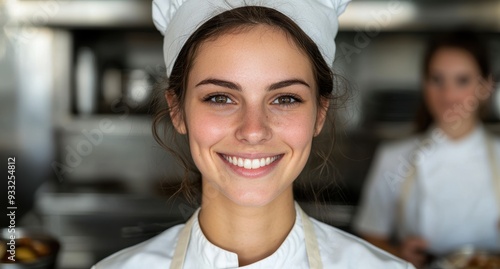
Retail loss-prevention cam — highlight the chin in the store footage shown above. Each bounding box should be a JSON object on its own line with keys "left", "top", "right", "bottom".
{"left": 222, "top": 186, "right": 291, "bottom": 208}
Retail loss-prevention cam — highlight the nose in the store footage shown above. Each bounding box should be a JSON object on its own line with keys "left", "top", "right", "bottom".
{"left": 439, "top": 81, "right": 460, "bottom": 105}
{"left": 436, "top": 80, "right": 458, "bottom": 105}
{"left": 441, "top": 86, "right": 453, "bottom": 102}
{"left": 235, "top": 105, "right": 272, "bottom": 144}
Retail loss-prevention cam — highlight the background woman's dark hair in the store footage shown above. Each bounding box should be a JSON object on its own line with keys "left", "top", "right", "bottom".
{"left": 415, "top": 30, "right": 492, "bottom": 132}
{"left": 152, "top": 6, "right": 347, "bottom": 204}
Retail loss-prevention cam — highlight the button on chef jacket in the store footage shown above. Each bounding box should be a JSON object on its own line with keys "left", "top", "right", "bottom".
{"left": 93, "top": 203, "right": 413, "bottom": 268}
{"left": 354, "top": 125, "right": 500, "bottom": 255}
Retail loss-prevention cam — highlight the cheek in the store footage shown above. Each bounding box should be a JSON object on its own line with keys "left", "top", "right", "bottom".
{"left": 423, "top": 88, "right": 445, "bottom": 119}
{"left": 274, "top": 112, "right": 316, "bottom": 149}
{"left": 186, "top": 110, "right": 230, "bottom": 149}
{"left": 425, "top": 89, "right": 440, "bottom": 106}
{"left": 459, "top": 86, "right": 478, "bottom": 100}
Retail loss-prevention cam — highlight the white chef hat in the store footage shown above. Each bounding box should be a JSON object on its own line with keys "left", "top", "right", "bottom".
{"left": 152, "top": 0, "right": 350, "bottom": 77}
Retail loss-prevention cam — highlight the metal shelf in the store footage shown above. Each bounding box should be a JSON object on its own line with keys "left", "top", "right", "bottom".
{"left": 7, "top": 0, "right": 152, "bottom": 28}
{"left": 6, "top": 0, "right": 500, "bottom": 31}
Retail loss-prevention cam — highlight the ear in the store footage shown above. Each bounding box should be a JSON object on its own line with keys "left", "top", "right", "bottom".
{"left": 314, "top": 97, "right": 330, "bottom": 137}
{"left": 165, "top": 92, "right": 187, "bottom": 134}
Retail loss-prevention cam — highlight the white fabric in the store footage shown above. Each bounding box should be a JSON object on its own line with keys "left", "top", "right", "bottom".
{"left": 353, "top": 125, "right": 500, "bottom": 255}
{"left": 175, "top": 204, "right": 314, "bottom": 268}
{"left": 152, "top": 0, "right": 350, "bottom": 76}
{"left": 92, "top": 204, "right": 413, "bottom": 268}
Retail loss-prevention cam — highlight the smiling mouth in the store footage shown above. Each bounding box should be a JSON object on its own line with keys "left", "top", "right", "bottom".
{"left": 221, "top": 154, "right": 282, "bottom": 169}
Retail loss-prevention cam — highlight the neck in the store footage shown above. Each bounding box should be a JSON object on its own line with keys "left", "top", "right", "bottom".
{"left": 437, "top": 118, "right": 478, "bottom": 141}
{"left": 198, "top": 183, "right": 296, "bottom": 266}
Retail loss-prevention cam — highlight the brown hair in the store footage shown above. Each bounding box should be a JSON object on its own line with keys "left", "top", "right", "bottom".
{"left": 415, "top": 30, "right": 492, "bottom": 132}
{"left": 152, "top": 6, "right": 347, "bottom": 204}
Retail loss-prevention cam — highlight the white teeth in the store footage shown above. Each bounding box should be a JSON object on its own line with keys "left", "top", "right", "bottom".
{"left": 223, "top": 155, "right": 279, "bottom": 169}
{"left": 244, "top": 159, "right": 252, "bottom": 169}
{"left": 251, "top": 159, "right": 260, "bottom": 169}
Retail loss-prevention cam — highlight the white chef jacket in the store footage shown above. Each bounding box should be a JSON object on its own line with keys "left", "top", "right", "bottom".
{"left": 93, "top": 203, "right": 413, "bottom": 269}
{"left": 354, "top": 125, "right": 500, "bottom": 255}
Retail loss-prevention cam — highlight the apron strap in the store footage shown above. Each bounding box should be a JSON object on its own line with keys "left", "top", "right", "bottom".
{"left": 485, "top": 133, "right": 500, "bottom": 216}
{"left": 170, "top": 210, "right": 197, "bottom": 269}
{"left": 298, "top": 205, "right": 324, "bottom": 269}
{"left": 396, "top": 136, "right": 422, "bottom": 237}
{"left": 397, "top": 162, "right": 416, "bottom": 235}
{"left": 485, "top": 133, "right": 500, "bottom": 246}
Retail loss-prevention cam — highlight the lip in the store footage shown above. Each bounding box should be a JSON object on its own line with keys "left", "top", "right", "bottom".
{"left": 219, "top": 152, "right": 282, "bottom": 159}
{"left": 217, "top": 153, "right": 283, "bottom": 179}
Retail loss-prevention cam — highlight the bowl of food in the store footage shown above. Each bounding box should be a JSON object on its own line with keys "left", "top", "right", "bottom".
{"left": 0, "top": 228, "right": 60, "bottom": 269}
{"left": 429, "top": 247, "right": 500, "bottom": 269}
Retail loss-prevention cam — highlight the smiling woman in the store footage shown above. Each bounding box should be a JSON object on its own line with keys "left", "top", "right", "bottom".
{"left": 91, "top": 1, "right": 415, "bottom": 269}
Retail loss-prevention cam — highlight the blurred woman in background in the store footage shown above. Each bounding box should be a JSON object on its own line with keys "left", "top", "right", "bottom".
{"left": 354, "top": 31, "right": 500, "bottom": 268}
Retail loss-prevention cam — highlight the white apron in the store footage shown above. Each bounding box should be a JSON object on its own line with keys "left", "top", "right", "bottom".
{"left": 169, "top": 206, "right": 323, "bottom": 269}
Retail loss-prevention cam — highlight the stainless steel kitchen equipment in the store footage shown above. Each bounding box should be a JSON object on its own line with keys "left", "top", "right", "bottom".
{"left": 6, "top": 5, "right": 178, "bottom": 267}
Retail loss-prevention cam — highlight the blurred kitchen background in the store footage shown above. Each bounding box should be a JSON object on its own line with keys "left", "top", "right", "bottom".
{"left": 1, "top": 0, "right": 499, "bottom": 268}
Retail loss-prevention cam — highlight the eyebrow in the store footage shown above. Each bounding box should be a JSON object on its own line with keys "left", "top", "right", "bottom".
{"left": 195, "top": 78, "right": 310, "bottom": 91}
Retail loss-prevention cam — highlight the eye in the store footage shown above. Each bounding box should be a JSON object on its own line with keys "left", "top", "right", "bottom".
{"left": 203, "top": 94, "right": 234, "bottom": 104}
{"left": 456, "top": 75, "right": 472, "bottom": 87}
{"left": 429, "top": 75, "right": 443, "bottom": 86}
{"left": 271, "top": 95, "right": 302, "bottom": 106}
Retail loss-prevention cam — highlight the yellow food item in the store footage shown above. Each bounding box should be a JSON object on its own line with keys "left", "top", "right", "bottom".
{"left": 1, "top": 235, "right": 54, "bottom": 264}
{"left": 16, "top": 247, "right": 37, "bottom": 262}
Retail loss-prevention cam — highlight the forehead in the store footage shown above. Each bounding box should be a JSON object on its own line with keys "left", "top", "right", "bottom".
{"left": 429, "top": 47, "right": 480, "bottom": 73}
{"left": 189, "top": 24, "right": 314, "bottom": 83}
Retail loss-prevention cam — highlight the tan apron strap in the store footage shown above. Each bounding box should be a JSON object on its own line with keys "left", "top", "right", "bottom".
{"left": 396, "top": 136, "right": 432, "bottom": 235}
{"left": 170, "top": 211, "right": 197, "bottom": 269}
{"left": 397, "top": 164, "right": 416, "bottom": 233}
{"left": 485, "top": 133, "right": 500, "bottom": 213}
{"left": 485, "top": 132, "right": 500, "bottom": 247}
{"left": 298, "top": 205, "right": 323, "bottom": 269}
